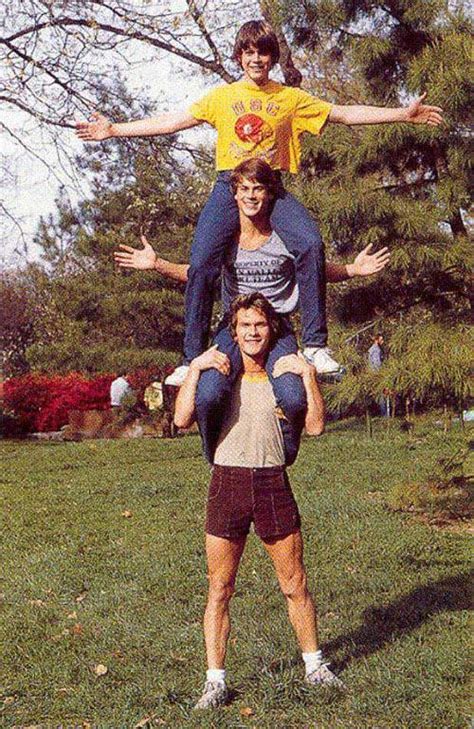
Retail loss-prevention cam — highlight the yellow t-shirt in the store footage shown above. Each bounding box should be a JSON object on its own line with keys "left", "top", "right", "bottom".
{"left": 189, "top": 79, "right": 332, "bottom": 174}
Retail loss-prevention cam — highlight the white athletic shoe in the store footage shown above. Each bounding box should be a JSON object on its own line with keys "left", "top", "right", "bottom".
{"left": 303, "top": 347, "right": 345, "bottom": 376}
{"left": 305, "top": 664, "right": 346, "bottom": 689}
{"left": 193, "top": 680, "right": 228, "bottom": 710}
{"left": 164, "top": 365, "right": 189, "bottom": 387}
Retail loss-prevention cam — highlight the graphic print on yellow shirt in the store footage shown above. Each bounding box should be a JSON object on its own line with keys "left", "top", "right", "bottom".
{"left": 189, "top": 80, "right": 332, "bottom": 173}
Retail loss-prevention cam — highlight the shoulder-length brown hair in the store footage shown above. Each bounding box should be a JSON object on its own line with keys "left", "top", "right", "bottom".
{"left": 233, "top": 20, "right": 280, "bottom": 67}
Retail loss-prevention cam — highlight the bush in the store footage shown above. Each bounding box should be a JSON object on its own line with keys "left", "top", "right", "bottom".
{"left": 4, "top": 373, "right": 114, "bottom": 433}
{"left": 387, "top": 445, "right": 472, "bottom": 524}
{"left": 3, "top": 366, "right": 176, "bottom": 433}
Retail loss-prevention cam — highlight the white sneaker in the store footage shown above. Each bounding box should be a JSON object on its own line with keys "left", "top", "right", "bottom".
{"left": 303, "top": 347, "right": 345, "bottom": 376}
{"left": 164, "top": 365, "right": 189, "bottom": 387}
{"left": 193, "top": 680, "right": 228, "bottom": 709}
{"left": 305, "top": 663, "right": 346, "bottom": 690}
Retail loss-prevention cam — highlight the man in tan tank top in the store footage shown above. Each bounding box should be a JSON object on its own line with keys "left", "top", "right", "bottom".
{"left": 175, "top": 292, "right": 345, "bottom": 710}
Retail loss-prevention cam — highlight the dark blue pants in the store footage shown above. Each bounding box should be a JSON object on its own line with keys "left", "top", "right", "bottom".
{"left": 195, "top": 319, "right": 306, "bottom": 465}
{"left": 184, "top": 172, "right": 327, "bottom": 362}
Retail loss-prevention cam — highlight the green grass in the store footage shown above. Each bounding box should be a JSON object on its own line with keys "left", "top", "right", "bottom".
{"left": 0, "top": 418, "right": 471, "bottom": 728}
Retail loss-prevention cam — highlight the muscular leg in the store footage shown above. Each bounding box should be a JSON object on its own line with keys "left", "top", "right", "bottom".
{"left": 204, "top": 534, "right": 246, "bottom": 669}
{"left": 262, "top": 529, "right": 319, "bottom": 652}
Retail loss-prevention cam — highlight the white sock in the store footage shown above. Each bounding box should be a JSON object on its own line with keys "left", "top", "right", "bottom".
{"left": 302, "top": 650, "right": 323, "bottom": 675}
{"left": 206, "top": 668, "right": 226, "bottom": 683}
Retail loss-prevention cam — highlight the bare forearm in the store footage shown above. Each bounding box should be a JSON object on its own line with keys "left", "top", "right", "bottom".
{"left": 326, "top": 261, "right": 353, "bottom": 283}
{"left": 155, "top": 258, "right": 189, "bottom": 283}
{"left": 111, "top": 112, "right": 200, "bottom": 138}
{"left": 302, "top": 371, "right": 325, "bottom": 435}
{"left": 330, "top": 104, "right": 407, "bottom": 126}
{"left": 174, "top": 367, "right": 201, "bottom": 428}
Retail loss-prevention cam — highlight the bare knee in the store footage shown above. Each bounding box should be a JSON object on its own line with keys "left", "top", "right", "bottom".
{"left": 207, "top": 575, "right": 235, "bottom": 606}
{"left": 280, "top": 568, "right": 309, "bottom": 602}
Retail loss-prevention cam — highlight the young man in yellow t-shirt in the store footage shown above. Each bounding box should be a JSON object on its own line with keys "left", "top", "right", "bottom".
{"left": 76, "top": 20, "right": 442, "bottom": 383}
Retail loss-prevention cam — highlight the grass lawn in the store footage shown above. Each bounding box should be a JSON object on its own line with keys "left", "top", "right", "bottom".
{"left": 0, "top": 418, "right": 471, "bottom": 728}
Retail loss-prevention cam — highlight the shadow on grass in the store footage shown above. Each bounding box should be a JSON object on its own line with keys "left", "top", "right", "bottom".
{"left": 324, "top": 571, "right": 473, "bottom": 670}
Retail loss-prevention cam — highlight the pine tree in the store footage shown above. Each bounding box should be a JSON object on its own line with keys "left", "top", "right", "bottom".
{"left": 278, "top": 0, "right": 472, "bottom": 413}
{"left": 29, "top": 81, "right": 213, "bottom": 373}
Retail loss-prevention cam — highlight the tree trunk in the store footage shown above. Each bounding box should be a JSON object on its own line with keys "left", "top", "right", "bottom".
{"left": 443, "top": 403, "right": 451, "bottom": 434}
{"left": 391, "top": 392, "right": 397, "bottom": 419}
{"left": 365, "top": 406, "right": 373, "bottom": 438}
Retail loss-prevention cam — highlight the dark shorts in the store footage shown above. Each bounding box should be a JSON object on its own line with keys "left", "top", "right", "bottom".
{"left": 205, "top": 464, "right": 301, "bottom": 541}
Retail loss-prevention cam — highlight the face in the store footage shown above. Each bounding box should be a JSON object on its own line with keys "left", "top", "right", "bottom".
{"left": 234, "top": 176, "right": 272, "bottom": 219}
{"left": 234, "top": 307, "right": 272, "bottom": 360}
{"left": 240, "top": 45, "right": 272, "bottom": 84}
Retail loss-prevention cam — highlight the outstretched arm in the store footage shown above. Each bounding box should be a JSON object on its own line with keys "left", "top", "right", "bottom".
{"left": 326, "top": 243, "right": 390, "bottom": 283}
{"left": 329, "top": 93, "right": 443, "bottom": 127}
{"left": 116, "top": 239, "right": 388, "bottom": 285}
{"left": 114, "top": 235, "right": 189, "bottom": 282}
{"left": 174, "top": 346, "right": 230, "bottom": 428}
{"left": 272, "top": 353, "right": 325, "bottom": 435}
{"left": 76, "top": 110, "right": 202, "bottom": 141}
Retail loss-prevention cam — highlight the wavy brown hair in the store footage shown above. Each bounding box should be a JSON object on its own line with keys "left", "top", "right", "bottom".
{"left": 232, "top": 20, "right": 280, "bottom": 68}
{"left": 230, "top": 158, "right": 279, "bottom": 197}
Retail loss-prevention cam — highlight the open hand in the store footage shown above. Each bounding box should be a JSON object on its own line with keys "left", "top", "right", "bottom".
{"left": 190, "top": 345, "right": 231, "bottom": 377}
{"left": 351, "top": 243, "right": 390, "bottom": 277}
{"left": 114, "top": 234, "right": 157, "bottom": 270}
{"left": 76, "top": 111, "right": 113, "bottom": 141}
{"left": 273, "top": 352, "right": 314, "bottom": 378}
{"left": 405, "top": 93, "right": 443, "bottom": 126}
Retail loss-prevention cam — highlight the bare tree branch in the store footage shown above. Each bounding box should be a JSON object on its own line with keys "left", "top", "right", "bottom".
{"left": 2, "top": 15, "right": 236, "bottom": 82}
{"left": 0, "top": 97, "right": 75, "bottom": 128}
{"left": 186, "top": 0, "right": 223, "bottom": 66}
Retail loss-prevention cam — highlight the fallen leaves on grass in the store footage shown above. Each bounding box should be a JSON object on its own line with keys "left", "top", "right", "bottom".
{"left": 240, "top": 707, "right": 254, "bottom": 717}
{"left": 111, "top": 649, "right": 126, "bottom": 661}
{"left": 75, "top": 584, "right": 89, "bottom": 603}
{"left": 134, "top": 712, "right": 158, "bottom": 728}
{"left": 93, "top": 663, "right": 108, "bottom": 676}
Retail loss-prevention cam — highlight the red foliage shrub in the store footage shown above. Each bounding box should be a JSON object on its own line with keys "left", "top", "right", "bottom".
{"left": 3, "top": 367, "right": 168, "bottom": 433}
{"left": 3, "top": 373, "right": 114, "bottom": 433}
{"left": 127, "top": 367, "right": 164, "bottom": 401}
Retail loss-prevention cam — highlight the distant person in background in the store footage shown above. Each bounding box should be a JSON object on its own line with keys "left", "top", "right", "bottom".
{"left": 367, "top": 334, "right": 389, "bottom": 416}
{"left": 110, "top": 371, "right": 133, "bottom": 408}
{"left": 368, "top": 334, "right": 384, "bottom": 372}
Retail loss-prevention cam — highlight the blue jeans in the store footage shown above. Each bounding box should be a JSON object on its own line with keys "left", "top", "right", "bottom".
{"left": 184, "top": 172, "right": 327, "bottom": 362}
{"left": 195, "top": 318, "right": 307, "bottom": 465}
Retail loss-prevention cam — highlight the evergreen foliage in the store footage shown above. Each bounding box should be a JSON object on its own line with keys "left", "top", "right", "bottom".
{"left": 282, "top": 0, "right": 472, "bottom": 411}
{"left": 25, "top": 82, "right": 213, "bottom": 373}
{"left": 5, "top": 4, "right": 471, "bottom": 415}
